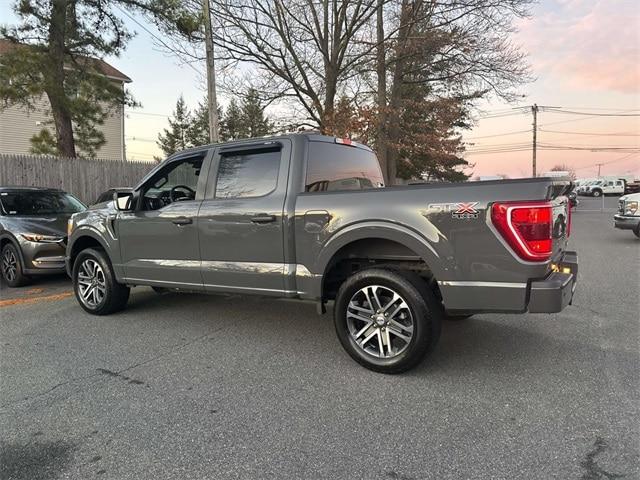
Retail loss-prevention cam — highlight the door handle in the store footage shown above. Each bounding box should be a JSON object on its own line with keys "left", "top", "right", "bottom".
{"left": 172, "top": 216, "right": 193, "bottom": 226}
{"left": 251, "top": 214, "right": 276, "bottom": 224}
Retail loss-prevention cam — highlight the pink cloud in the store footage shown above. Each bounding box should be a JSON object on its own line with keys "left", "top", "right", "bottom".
{"left": 517, "top": 0, "right": 640, "bottom": 94}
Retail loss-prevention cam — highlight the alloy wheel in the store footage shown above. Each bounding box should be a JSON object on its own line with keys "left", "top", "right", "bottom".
{"left": 77, "top": 258, "right": 106, "bottom": 309}
{"left": 2, "top": 249, "right": 18, "bottom": 282}
{"left": 346, "top": 285, "right": 414, "bottom": 359}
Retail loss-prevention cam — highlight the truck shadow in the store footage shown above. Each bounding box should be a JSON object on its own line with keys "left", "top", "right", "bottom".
{"left": 117, "top": 289, "right": 608, "bottom": 377}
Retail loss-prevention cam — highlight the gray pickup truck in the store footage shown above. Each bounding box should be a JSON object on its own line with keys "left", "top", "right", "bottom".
{"left": 66, "top": 133, "right": 578, "bottom": 373}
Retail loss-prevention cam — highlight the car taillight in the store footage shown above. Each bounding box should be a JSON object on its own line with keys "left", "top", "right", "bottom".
{"left": 491, "top": 201, "right": 553, "bottom": 262}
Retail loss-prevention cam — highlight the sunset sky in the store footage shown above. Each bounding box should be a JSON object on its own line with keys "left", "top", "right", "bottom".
{"left": 1, "top": 0, "right": 639, "bottom": 179}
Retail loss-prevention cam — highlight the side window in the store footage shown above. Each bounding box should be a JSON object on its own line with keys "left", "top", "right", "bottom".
{"left": 215, "top": 147, "right": 281, "bottom": 199}
{"left": 305, "top": 142, "right": 384, "bottom": 192}
{"left": 141, "top": 156, "right": 203, "bottom": 210}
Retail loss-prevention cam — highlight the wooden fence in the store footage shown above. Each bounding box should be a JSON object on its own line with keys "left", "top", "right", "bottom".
{"left": 0, "top": 154, "right": 156, "bottom": 204}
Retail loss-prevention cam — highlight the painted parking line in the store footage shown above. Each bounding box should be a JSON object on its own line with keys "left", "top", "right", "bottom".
{"left": 0, "top": 291, "right": 73, "bottom": 308}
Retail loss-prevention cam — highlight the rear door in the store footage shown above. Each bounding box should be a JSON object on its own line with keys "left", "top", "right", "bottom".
{"left": 197, "top": 140, "right": 292, "bottom": 294}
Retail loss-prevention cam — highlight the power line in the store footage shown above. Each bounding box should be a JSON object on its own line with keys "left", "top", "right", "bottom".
{"left": 574, "top": 153, "right": 639, "bottom": 171}
{"left": 114, "top": 6, "right": 202, "bottom": 76}
{"left": 544, "top": 109, "right": 640, "bottom": 117}
{"left": 539, "top": 129, "right": 640, "bottom": 137}
{"left": 466, "top": 129, "right": 530, "bottom": 140}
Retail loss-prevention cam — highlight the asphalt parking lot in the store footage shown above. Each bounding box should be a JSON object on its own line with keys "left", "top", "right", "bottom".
{"left": 1, "top": 196, "right": 638, "bottom": 480}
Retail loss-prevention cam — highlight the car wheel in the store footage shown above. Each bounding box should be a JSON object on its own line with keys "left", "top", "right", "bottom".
{"left": 1, "top": 243, "right": 30, "bottom": 287}
{"left": 73, "top": 248, "right": 130, "bottom": 315}
{"left": 334, "top": 268, "right": 442, "bottom": 374}
{"left": 634, "top": 224, "right": 640, "bottom": 239}
{"left": 592, "top": 190, "right": 602, "bottom": 197}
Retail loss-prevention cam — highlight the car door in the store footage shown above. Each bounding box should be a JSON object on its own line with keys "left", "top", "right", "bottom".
{"left": 116, "top": 150, "right": 212, "bottom": 288}
{"left": 197, "top": 140, "right": 291, "bottom": 294}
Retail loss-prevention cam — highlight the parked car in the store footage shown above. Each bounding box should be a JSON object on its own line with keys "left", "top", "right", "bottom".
{"left": 580, "top": 179, "right": 626, "bottom": 197}
{"left": 1, "top": 187, "right": 86, "bottom": 287}
{"left": 614, "top": 193, "right": 640, "bottom": 238}
{"left": 66, "top": 133, "right": 578, "bottom": 373}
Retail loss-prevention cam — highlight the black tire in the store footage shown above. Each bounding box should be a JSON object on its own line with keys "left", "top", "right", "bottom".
{"left": 334, "top": 268, "right": 442, "bottom": 374}
{"left": 72, "top": 248, "right": 129, "bottom": 315}
{"left": 1, "top": 243, "right": 30, "bottom": 287}
{"left": 592, "top": 189, "right": 602, "bottom": 197}
{"left": 444, "top": 313, "right": 473, "bottom": 321}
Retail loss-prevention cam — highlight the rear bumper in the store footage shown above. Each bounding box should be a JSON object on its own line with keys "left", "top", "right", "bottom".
{"left": 527, "top": 251, "right": 578, "bottom": 313}
{"left": 614, "top": 214, "right": 640, "bottom": 230}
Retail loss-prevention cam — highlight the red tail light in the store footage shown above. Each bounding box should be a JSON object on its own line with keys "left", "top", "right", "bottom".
{"left": 491, "top": 201, "right": 553, "bottom": 262}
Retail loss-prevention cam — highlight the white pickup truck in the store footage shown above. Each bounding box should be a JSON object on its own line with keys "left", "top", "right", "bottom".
{"left": 580, "top": 179, "right": 625, "bottom": 197}
{"left": 614, "top": 193, "right": 640, "bottom": 238}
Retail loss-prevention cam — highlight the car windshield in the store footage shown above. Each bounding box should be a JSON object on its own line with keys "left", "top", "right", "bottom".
{"left": 0, "top": 191, "right": 85, "bottom": 216}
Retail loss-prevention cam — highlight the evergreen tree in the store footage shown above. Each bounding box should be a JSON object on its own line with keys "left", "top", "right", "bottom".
{"left": 0, "top": 0, "right": 197, "bottom": 158}
{"left": 157, "top": 96, "right": 192, "bottom": 157}
{"left": 187, "top": 101, "right": 212, "bottom": 147}
{"left": 240, "top": 88, "right": 273, "bottom": 138}
{"left": 220, "top": 98, "right": 245, "bottom": 141}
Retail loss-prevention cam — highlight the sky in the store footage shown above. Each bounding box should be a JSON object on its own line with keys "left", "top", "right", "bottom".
{"left": 1, "top": 0, "right": 639, "bottom": 179}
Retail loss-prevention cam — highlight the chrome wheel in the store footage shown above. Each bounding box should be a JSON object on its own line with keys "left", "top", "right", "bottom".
{"left": 346, "top": 285, "right": 414, "bottom": 359}
{"left": 77, "top": 258, "right": 106, "bottom": 309}
{"left": 2, "top": 248, "right": 18, "bottom": 282}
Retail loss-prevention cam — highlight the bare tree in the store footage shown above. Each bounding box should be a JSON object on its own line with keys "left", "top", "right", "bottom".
{"left": 211, "top": 0, "right": 379, "bottom": 130}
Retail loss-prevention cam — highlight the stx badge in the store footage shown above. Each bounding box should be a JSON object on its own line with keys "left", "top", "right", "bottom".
{"left": 453, "top": 202, "right": 479, "bottom": 219}
{"left": 427, "top": 202, "right": 480, "bottom": 219}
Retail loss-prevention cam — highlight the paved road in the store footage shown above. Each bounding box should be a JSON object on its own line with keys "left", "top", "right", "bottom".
{"left": 1, "top": 203, "right": 638, "bottom": 480}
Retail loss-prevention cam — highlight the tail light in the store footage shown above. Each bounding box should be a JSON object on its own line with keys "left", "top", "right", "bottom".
{"left": 491, "top": 201, "right": 553, "bottom": 262}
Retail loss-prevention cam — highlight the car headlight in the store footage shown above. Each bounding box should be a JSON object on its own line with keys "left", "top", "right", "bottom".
{"left": 625, "top": 201, "right": 639, "bottom": 215}
{"left": 20, "top": 233, "right": 64, "bottom": 243}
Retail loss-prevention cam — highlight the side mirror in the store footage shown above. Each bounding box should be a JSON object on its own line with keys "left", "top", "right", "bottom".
{"left": 113, "top": 190, "right": 134, "bottom": 211}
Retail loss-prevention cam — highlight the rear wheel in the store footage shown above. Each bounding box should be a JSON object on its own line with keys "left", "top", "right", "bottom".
{"left": 1, "top": 243, "right": 30, "bottom": 287}
{"left": 73, "top": 248, "right": 129, "bottom": 315}
{"left": 334, "top": 268, "right": 442, "bottom": 374}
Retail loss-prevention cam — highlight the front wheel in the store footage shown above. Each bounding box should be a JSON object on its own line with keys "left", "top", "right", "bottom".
{"left": 592, "top": 189, "right": 602, "bottom": 197}
{"left": 72, "top": 248, "right": 130, "bottom": 315}
{"left": 1, "top": 243, "right": 30, "bottom": 287}
{"left": 334, "top": 268, "right": 442, "bottom": 374}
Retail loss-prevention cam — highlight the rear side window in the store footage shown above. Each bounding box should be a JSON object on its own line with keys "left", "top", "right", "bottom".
{"left": 305, "top": 142, "right": 384, "bottom": 192}
{"left": 215, "top": 147, "right": 281, "bottom": 199}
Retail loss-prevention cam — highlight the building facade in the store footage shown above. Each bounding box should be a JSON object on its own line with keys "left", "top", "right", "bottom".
{"left": 0, "top": 40, "right": 131, "bottom": 160}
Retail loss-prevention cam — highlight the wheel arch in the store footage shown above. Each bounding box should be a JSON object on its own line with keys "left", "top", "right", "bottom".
{"left": 316, "top": 222, "right": 449, "bottom": 301}
{"left": 0, "top": 232, "right": 26, "bottom": 270}
{"left": 68, "top": 229, "right": 109, "bottom": 272}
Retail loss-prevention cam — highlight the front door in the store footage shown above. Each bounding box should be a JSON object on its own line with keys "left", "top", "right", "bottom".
{"left": 197, "top": 140, "right": 291, "bottom": 294}
{"left": 117, "top": 151, "right": 211, "bottom": 288}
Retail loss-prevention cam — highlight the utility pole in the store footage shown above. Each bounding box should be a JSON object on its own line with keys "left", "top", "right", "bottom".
{"left": 202, "top": 0, "right": 220, "bottom": 143}
{"left": 531, "top": 103, "right": 539, "bottom": 177}
{"left": 596, "top": 163, "right": 604, "bottom": 177}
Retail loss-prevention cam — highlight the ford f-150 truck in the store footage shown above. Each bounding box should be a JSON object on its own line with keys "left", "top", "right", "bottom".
{"left": 66, "top": 133, "right": 578, "bottom": 373}
{"left": 614, "top": 192, "right": 640, "bottom": 238}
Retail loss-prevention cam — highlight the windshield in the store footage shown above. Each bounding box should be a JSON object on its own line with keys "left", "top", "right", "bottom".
{"left": 0, "top": 191, "right": 86, "bottom": 216}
